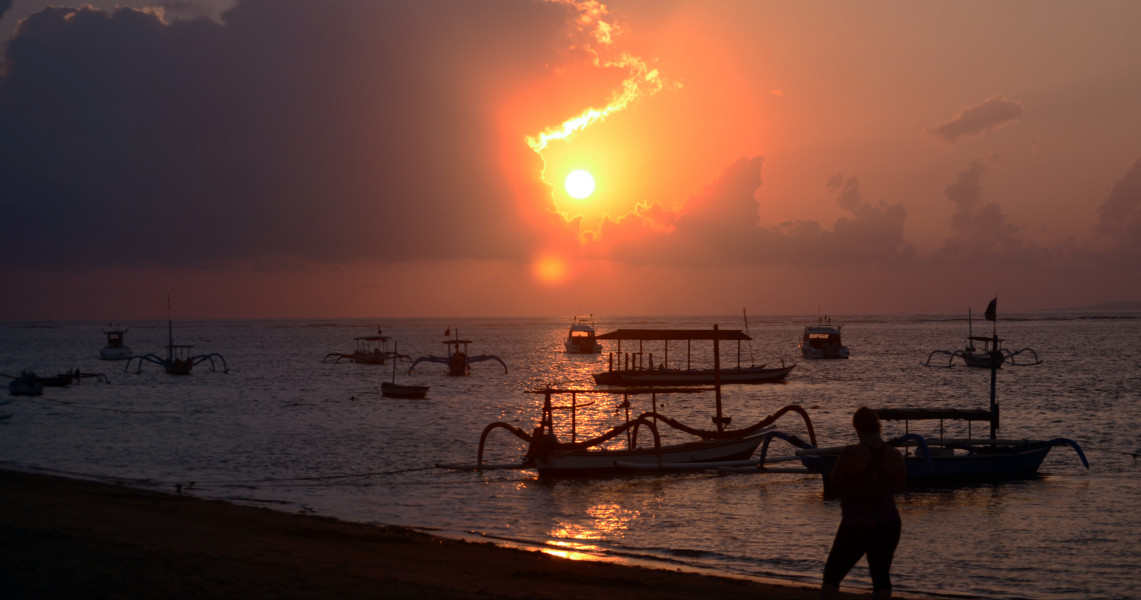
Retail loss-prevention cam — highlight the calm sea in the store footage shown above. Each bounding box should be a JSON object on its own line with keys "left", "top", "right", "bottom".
{"left": 2, "top": 313, "right": 1139, "bottom": 599}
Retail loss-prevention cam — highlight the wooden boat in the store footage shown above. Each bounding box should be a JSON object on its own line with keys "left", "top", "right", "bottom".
{"left": 410, "top": 329, "right": 506, "bottom": 376}
{"left": 440, "top": 326, "right": 816, "bottom": 477}
{"left": 592, "top": 327, "right": 793, "bottom": 385}
{"left": 381, "top": 342, "right": 428, "bottom": 399}
{"left": 797, "top": 327, "right": 1086, "bottom": 495}
{"left": 99, "top": 325, "right": 133, "bottom": 360}
{"left": 564, "top": 315, "right": 603, "bottom": 353}
{"left": 322, "top": 330, "right": 392, "bottom": 364}
{"left": 923, "top": 300, "right": 1040, "bottom": 368}
{"left": 798, "top": 316, "right": 850, "bottom": 359}
{"left": 448, "top": 385, "right": 816, "bottom": 477}
{"left": 125, "top": 299, "right": 228, "bottom": 375}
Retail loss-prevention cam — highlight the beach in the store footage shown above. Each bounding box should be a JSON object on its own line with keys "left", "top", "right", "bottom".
{"left": 0, "top": 468, "right": 923, "bottom": 599}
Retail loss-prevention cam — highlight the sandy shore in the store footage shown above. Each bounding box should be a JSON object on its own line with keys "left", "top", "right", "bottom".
{"left": 1, "top": 468, "right": 924, "bottom": 599}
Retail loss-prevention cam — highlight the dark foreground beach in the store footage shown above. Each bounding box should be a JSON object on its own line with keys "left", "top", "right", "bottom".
{"left": 1, "top": 468, "right": 926, "bottom": 599}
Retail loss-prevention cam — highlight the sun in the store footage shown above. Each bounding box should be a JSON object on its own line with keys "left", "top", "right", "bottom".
{"left": 564, "top": 169, "right": 595, "bottom": 200}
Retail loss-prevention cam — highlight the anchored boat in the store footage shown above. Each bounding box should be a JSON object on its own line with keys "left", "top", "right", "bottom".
{"left": 381, "top": 342, "right": 429, "bottom": 399}
{"left": 322, "top": 330, "right": 393, "bottom": 365}
{"left": 125, "top": 300, "right": 228, "bottom": 375}
{"left": 923, "top": 299, "right": 1041, "bottom": 368}
{"left": 798, "top": 316, "right": 850, "bottom": 359}
{"left": 591, "top": 326, "right": 794, "bottom": 386}
{"left": 410, "top": 329, "right": 507, "bottom": 376}
{"left": 564, "top": 315, "right": 603, "bottom": 354}
{"left": 99, "top": 324, "right": 132, "bottom": 360}
{"left": 797, "top": 319, "right": 1086, "bottom": 495}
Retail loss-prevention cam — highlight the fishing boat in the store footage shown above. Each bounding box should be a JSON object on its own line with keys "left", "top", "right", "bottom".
{"left": 591, "top": 327, "right": 794, "bottom": 385}
{"left": 447, "top": 386, "right": 816, "bottom": 477}
{"left": 322, "top": 330, "right": 392, "bottom": 364}
{"left": 797, "top": 326, "right": 1087, "bottom": 495}
{"left": 440, "top": 326, "right": 816, "bottom": 477}
{"left": 923, "top": 299, "right": 1041, "bottom": 368}
{"left": 798, "top": 316, "right": 850, "bottom": 359}
{"left": 564, "top": 315, "right": 603, "bottom": 353}
{"left": 410, "top": 329, "right": 507, "bottom": 376}
{"left": 125, "top": 300, "right": 228, "bottom": 375}
{"left": 99, "top": 325, "right": 132, "bottom": 360}
{"left": 381, "top": 342, "right": 429, "bottom": 399}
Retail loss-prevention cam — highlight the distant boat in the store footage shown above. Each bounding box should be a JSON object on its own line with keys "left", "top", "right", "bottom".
{"left": 410, "top": 329, "right": 507, "bottom": 376}
{"left": 564, "top": 315, "right": 603, "bottom": 354}
{"left": 591, "top": 327, "right": 794, "bottom": 385}
{"left": 99, "top": 324, "right": 133, "bottom": 360}
{"left": 798, "top": 317, "right": 850, "bottom": 359}
{"left": 6, "top": 371, "right": 44, "bottom": 396}
{"left": 323, "top": 330, "right": 393, "bottom": 365}
{"left": 381, "top": 342, "right": 428, "bottom": 399}
{"left": 923, "top": 301, "right": 1041, "bottom": 368}
{"left": 124, "top": 299, "right": 228, "bottom": 375}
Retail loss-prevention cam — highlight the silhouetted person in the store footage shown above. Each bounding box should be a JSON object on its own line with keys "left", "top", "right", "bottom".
{"left": 821, "top": 407, "right": 906, "bottom": 600}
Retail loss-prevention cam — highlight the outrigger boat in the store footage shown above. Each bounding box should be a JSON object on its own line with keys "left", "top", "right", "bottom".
{"left": 322, "top": 330, "right": 393, "bottom": 365}
{"left": 592, "top": 327, "right": 794, "bottom": 385}
{"left": 446, "top": 386, "right": 816, "bottom": 477}
{"left": 440, "top": 326, "right": 816, "bottom": 477}
{"left": 99, "top": 324, "right": 132, "bottom": 360}
{"left": 564, "top": 315, "right": 603, "bottom": 354}
{"left": 381, "top": 342, "right": 429, "bottom": 399}
{"left": 795, "top": 327, "right": 1087, "bottom": 495}
{"left": 410, "top": 329, "right": 507, "bottom": 376}
{"left": 799, "top": 316, "right": 850, "bottom": 359}
{"left": 125, "top": 300, "right": 228, "bottom": 375}
{"left": 923, "top": 299, "right": 1041, "bottom": 368}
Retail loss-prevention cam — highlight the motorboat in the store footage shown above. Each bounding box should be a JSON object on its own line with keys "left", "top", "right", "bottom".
{"left": 564, "top": 315, "right": 603, "bottom": 353}
{"left": 798, "top": 317, "right": 850, "bottom": 359}
{"left": 591, "top": 326, "right": 794, "bottom": 385}
{"left": 99, "top": 325, "right": 133, "bottom": 360}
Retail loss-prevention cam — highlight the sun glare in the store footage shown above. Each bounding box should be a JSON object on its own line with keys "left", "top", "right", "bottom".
{"left": 565, "top": 169, "right": 596, "bottom": 199}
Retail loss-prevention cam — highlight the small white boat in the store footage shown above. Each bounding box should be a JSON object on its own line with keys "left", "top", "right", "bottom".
{"left": 99, "top": 325, "right": 132, "bottom": 360}
{"left": 564, "top": 315, "right": 602, "bottom": 354}
{"left": 798, "top": 317, "right": 849, "bottom": 359}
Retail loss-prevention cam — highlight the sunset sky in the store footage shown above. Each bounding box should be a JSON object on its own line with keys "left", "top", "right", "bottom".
{"left": 2, "top": 0, "right": 1139, "bottom": 319}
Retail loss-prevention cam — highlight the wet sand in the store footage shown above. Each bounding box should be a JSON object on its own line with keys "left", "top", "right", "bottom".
{"left": 1, "top": 468, "right": 921, "bottom": 599}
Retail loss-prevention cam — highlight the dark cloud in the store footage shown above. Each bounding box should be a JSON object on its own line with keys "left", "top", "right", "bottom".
{"left": 1095, "top": 158, "right": 1141, "bottom": 258}
{"left": 0, "top": 0, "right": 566, "bottom": 268}
{"left": 926, "top": 95, "right": 1023, "bottom": 143}
{"left": 933, "top": 158, "right": 1042, "bottom": 264}
{"left": 0, "top": 0, "right": 11, "bottom": 20}
{"left": 602, "top": 159, "right": 914, "bottom": 268}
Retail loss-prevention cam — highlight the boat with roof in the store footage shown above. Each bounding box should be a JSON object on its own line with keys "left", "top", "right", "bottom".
{"left": 410, "top": 329, "right": 507, "bottom": 376}
{"left": 591, "top": 326, "right": 794, "bottom": 385}
{"left": 99, "top": 324, "right": 132, "bottom": 360}
{"left": 439, "top": 327, "right": 816, "bottom": 477}
{"left": 322, "top": 329, "right": 393, "bottom": 365}
{"left": 798, "top": 316, "right": 850, "bottom": 359}
{"left": 563, "top": 315, "right": 603, "bottom": 354}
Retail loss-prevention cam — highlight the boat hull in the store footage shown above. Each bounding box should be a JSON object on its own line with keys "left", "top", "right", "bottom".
{"left": 534, "top": 433, "right": 768, "bottom": 477}
{"left": 800, "top": 443, "right": 1054, "bottom": 494}
{"left": 592, "top": 365, "right": 794, "bottom": 385}
{"left": 381, "top": 382, "right": 429, "bottom": 399}
{"left": 99, "top": 347, "right": 133, "bottom": 361}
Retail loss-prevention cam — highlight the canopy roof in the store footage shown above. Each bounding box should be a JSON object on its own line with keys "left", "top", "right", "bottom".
{"left": 596, "top": 328, "right": 751, "bottom": 341}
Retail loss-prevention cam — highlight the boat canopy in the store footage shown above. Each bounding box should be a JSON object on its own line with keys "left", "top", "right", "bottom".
{"left": 597, "top": 328, "right": 751, "bottom": 341}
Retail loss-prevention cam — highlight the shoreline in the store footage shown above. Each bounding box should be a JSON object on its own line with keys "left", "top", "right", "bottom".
{"left": 1, "top": 467, "right": 929, "bottom": 599}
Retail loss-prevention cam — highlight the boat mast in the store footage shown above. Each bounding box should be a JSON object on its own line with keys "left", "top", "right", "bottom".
{"left": 166, "top": 296, "right": 174, "bottom": 363}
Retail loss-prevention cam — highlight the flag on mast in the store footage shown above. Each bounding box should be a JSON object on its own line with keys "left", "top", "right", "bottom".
{"left": 984, "top": 297, "right": 997, "bottom": 322}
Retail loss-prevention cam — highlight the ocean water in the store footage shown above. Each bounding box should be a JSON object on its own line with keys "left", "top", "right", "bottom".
{"left": 2, "top": 313, "right": 1139, "bottom": 599}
